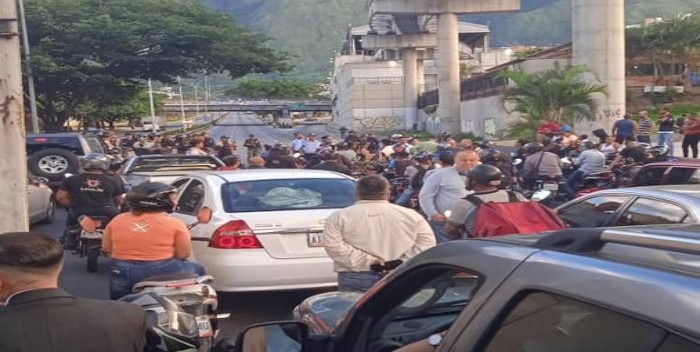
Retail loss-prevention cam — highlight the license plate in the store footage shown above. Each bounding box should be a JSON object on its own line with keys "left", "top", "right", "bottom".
{"left": 196, "top": 315, "right": 213, "bottom": 337}
{"left": 80, "top": 230, "right": 103, "bottom": 240}
{"left": 307, "top": 232, "right": 324, "bottom": 247}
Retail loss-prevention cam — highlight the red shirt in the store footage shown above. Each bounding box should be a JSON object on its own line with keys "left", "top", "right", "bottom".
{"left": 537, "top": 122, "right": 561, "bottom": 134}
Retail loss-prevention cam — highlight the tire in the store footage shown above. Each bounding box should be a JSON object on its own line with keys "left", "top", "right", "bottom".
{"left": 28, "top": 149, "right": 80, "bottom": 181}
{"left": 86, "top": 247, "right": 99, "bottom": 272}
{"left": 36, "top": 198, "right": 55, "bottom": 225}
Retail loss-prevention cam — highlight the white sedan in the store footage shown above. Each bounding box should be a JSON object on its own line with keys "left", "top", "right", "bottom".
{"left": 170, "top": 169, "right": 357, "bottom": 292}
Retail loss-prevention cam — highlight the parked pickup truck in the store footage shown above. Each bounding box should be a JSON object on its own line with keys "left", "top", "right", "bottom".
{"left": 221, "top": 225, "right": 700, "bottom": 352}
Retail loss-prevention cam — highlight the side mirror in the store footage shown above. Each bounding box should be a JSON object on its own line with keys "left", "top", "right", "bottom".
{"left": 232, "top": 321, "right": 308, "bottom": 352}
{"left": 196, "top": 206, "right": 213, "bottom": 224}
{"left": 531, "top": 189, "right": 552, "bottom": 202}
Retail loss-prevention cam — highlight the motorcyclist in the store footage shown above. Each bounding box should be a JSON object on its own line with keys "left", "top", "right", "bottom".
{"left": 521, "top": 142, "right": 563, "bottom": 190}
{"left": 645, "top": 145, "right": 671, "bottom": 164}
{"left": 265, "top": 143, "right": 298, "bottom": 169}
{"left": 479, "top": 145, "right": 514, "bottom": 190}
{"left": 609, "top": 136, "right": 647, "bottom": 171}
{"left": 102, "top": 182, "right": 206, "bottom": 300}
{"left": 56, "top": 153, "right": 125, "bottom": 250}
{"left": 395, "top": 151, "right": 433, "bottom": 206}
{"left": 309, "top": 150, "right": 352, "bottom": 176}
{"left": 563, "top": 141, "right": 607, "bottom": 199}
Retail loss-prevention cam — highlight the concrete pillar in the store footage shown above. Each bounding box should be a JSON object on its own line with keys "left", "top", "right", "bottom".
{"left": 402, "top": 48, "right": 418, "bottom": 130}
{"left": 572, "top": 0, "right": 626, "bottom": 135}
{"left": 417, "top": 58, "right": 425, "bottom": 94}
{"left": 437, "top": 13, "right": 461, "bottom": 134}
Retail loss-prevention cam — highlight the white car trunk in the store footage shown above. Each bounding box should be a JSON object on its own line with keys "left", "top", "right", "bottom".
{"left": 232, "top": 209, "right": 337, "bottom": 259}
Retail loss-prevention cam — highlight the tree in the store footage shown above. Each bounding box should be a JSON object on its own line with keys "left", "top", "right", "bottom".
{"left": 24, "top": 0, "right": 290, "bottom": 131}
{"left": 500, "top": 64, "right": 608, "bottom": 138}
{"left": 227, "top": 79, "right": 323, "bottom": 99}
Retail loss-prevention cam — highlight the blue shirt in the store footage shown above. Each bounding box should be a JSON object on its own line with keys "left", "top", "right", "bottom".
{"left": 613, "top": 119, "right": 635, "bottom": 137}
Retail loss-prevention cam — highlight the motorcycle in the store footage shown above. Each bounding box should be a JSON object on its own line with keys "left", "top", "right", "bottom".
{"left": 65, "top": 215, "right": 108, "bottom": 273}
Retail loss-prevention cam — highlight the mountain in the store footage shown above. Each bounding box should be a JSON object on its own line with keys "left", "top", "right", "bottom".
{"left": 205, "top": 0, "right": 700, "bottom": 81}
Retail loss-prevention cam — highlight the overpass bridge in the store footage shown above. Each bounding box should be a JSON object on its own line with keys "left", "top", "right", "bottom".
{"left": 162, "top": 101, "right": 332, "bottom": 114}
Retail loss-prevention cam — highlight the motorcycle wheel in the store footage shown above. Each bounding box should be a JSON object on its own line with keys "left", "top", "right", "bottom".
{"left": 86, "top": 247, "right": 99, "bottom": 272}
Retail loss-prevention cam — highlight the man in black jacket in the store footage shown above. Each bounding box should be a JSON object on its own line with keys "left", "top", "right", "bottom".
{"left": 0, "top": 232, "right": 147, "bottom": 352}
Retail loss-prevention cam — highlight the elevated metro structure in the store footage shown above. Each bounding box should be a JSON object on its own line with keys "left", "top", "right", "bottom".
{"left": 162, "top": 101, "right": 332, "bottom": 114}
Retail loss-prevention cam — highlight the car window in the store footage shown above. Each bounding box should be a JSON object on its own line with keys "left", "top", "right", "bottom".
{"left": 635, "top": 167, "right": 666, "bottom": 186}
{"left": 84, "top": 137, "right": 105, "bottom": 153}
{"left": 176, "top": 180, "right": 205, "bottom": 215}
{"left": 221, "top": 178, "right": 356, "bottom": 213}
{"left": 557, "top": 196, "right": 630, "bottom": 227}
{"left": 614, "top": 198, "right": 690, "bottom": 226}
{"left": 172, "top": 179, "right": 191, "bottom": 193}
{"left": 480, "top": 291, "right": 670, "bottom": 352}
{"left": 666, "top": 168, "right": 700, "bottom": 185}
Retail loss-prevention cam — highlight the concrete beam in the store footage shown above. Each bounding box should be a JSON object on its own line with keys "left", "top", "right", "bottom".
{"left": 361, "top": 34, "right": 437, "bottom": 50}
{"left": 370, "top": 0, "right": 520, "bottom": 15}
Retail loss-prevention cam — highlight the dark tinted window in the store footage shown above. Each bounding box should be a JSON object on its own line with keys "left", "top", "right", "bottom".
{"left": 176, "top": 180, "right": 205, "bottom": 215}
{"left": 667, "top": 168, "right": 700, "bottom": 185}
{"left": 222, "top": 178, "right": 356, "bottom": 213}
{"left": 84, "top": 137, "right": 105, "bottom": 153}
{"left": 481, "top": 292, "right": 662, "bottom": 352}
{"left": 27, "top": 136, "right": 81, "bottom": 148}
{"left": 615, "top": 198, "right": 690, "bottom": 226}
{"left": 635, "top": 167, "right": 666, "bottom": 186}
{"left": 557, "top": 196, "right": 629, "bottom": 227}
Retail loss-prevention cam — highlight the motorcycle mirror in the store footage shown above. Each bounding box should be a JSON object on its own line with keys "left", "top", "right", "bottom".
{"left": 196, "top": 207, "right": 213, "bottom": 225}
{"left": 531, "top": 189, "right": 552, "bottom": 202}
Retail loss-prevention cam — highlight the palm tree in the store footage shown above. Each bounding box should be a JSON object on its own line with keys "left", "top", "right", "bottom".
{"left": 499, "top": 64, "right": 608, "bottom": 138}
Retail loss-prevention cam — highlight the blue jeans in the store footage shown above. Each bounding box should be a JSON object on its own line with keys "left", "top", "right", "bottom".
{"left": 429, "top": 220, "right": 453, "bottom": 244}
{"left": 564, "top": 170, "right": 585, "bottom": 199}
{"left": 658, "top": 132, "right": 674, "bottom": 156}
{"left": 394, "top": 187, "right": 414, "bottom": 206}
{"left": 110, "top": 258, "right": 206, "bottom": 299}
{"left": 337, "top": 271, "right": 382, "bottom": 293}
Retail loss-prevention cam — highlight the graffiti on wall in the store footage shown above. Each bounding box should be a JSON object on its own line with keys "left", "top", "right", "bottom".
{"left": 597, "top": 108, "right": 623, "bottom": 120}
{"left": 354, "top": 116, "right": 402, "bottom": 131}
{"left": 483, "top": 118, "right": 497, "bottom": 138}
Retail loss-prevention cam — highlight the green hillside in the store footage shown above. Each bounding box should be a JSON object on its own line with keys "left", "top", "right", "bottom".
{"left": 205, "top": 0, "right": 700, "bottom": 81}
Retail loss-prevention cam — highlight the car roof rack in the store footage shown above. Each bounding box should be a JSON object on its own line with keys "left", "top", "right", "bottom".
{"left": 532, "top": 227, "right": 700, "bottom": 255}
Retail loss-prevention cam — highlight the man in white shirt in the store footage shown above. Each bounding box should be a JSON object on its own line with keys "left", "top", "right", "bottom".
{"left": 291, "top": 134, "right": 305, "bottom": 153}
{"left": 324, "top": 176, "right": 436, "bottom": 293}
{"left": 302, "top": 133, "right": 321, "bottom": 159}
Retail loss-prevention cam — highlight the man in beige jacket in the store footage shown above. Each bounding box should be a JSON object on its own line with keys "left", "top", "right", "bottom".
{"left": 323, "top": 175, "right": 436, "bottom": 293}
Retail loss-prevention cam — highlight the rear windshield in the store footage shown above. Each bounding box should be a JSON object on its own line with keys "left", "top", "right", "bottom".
{"left": 26, "top": 136, "right": 81, "bottom": 148}
{"left": 222, "top": 178, "right": 356, "bottom": 213}
{"left": 129, "top": 156, "right": 220, "bottom": 173}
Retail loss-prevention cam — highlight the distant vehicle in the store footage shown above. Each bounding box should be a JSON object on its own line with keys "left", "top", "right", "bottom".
{"left": 120, "top": 154, "right": 224, "bottom": 190}
{"left": 141, "top": 118, "right": 161, "bottom": 132}
{"left": 169, "top": 169, "right": 357, "bottom": 293}
{"left": 228, "top": 225, "right": 700, "bottom": 351}
{"left": 557, "top": 185, "right": 700, "bottom": 228}
{"left": 27, "top": 174, "right": 55, "bottom": 224}
{"left": 26, "top": 133, "right": 105, "bottom": 184}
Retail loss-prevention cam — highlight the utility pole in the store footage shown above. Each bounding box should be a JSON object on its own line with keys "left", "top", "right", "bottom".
{"left": 177, "top": 76, "right": 187, "bottom": 132}
{"left": 0, "top": 0, "right": 29, "bottom": 233}
{"left": 17, "top": 0, "right": 38, "bottom": 133}
{"left": 147, "top": 78, "right": 157, "bottom": 133}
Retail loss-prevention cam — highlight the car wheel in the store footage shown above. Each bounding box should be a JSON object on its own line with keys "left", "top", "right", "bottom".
{"left": 37, "top": 198, "right": 56, "bottom": 225}
{"left": 28, "top": 149, "right": 80, "bottom": 181}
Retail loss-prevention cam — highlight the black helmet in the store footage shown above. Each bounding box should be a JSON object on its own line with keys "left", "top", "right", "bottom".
{"left": 81, "top": 153, "right": 111, "bottom": 171}
{"left": 126, "top": 182, "right": 177, "bottom": 212}
{"left": 106, "top": 155, "right": 123, "bottom": 172}
{"left": 121, "top": 292, "right": 199, "bottom": 351}
{"left": 222, "top": 155, "right": 240, "bottom": 167}
{"left": 648, "top": 145, "right": 669, "bottom": 158}
{"left": 523, "top": 142, "right": 544, "bottom": 155}
{"left": 467, "top": 164, "right": 503, "bottom": 189}
{"left": 414, "top": 151, "right": 433, "bottom": 163}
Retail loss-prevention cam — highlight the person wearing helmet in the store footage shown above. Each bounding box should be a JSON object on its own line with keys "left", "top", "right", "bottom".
{"left": 102, "top": 182, "right": 205, "bottom": 300}
{"left": 645, "top": 145, "right": 671, "bottom": 164}
{"left": 56, "top": 153, "right": 126, "bottom": 250}
{"left": 609, "top": 136, "right": 647, "bottom": 170}
{"left": 563, "top": 140, "right": 607, "bottom": 199}
{"left": 265, "top": 143, "right": 298, "bottom": 169}
{"left": 445, "top": 165, "right": 527, "bottom": 239}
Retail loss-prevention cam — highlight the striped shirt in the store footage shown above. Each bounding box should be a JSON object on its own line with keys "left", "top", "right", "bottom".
{"left": 638, "top": 117, "right": 652, "bottom": 136}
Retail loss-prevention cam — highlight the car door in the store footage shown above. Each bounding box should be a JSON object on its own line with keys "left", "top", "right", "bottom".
{"left": 633, "top": 166, "right": 668, "bottom": 186}
{"left": 26, "top": 178, "right": 43, "bottom": 222}
{"left": 557, "top": 195, "right": 632, "bottom": 227}
{"left": 613, "top": 197, "right": 694, "bottom": 226}
{"left": 664, "top": 167, "right": 700, "bottom": 185}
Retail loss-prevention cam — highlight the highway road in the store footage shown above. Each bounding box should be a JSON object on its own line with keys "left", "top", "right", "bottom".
{"left": 30, "top": 114, "right": 338, "bottom": 341}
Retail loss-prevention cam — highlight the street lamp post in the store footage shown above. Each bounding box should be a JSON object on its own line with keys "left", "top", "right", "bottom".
{"left": 147, "top": 78, "right": 157, "bottom": 133}
{"left": 177, "top": 76, "right": 187, "bottom": 132}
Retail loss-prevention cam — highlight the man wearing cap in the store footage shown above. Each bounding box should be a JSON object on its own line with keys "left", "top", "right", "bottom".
{"left": 244, "top": 134, "right": 262, "bottom": 159}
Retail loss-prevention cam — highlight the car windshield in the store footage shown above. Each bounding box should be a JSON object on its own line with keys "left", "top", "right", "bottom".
{"left": 222, "top": 178, "right": 356, "bottom": 213}
{"left": 129, "top": 156, "right": 219, "bottom": 173}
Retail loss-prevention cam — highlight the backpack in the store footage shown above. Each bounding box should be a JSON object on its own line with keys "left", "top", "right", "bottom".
{"left": 464, "top": 191, "right": 566, "bottom": 238}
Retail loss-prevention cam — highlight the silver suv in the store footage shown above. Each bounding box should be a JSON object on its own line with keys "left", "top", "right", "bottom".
{"left": 225, "top": 226, "right": 700, "bottom": 352}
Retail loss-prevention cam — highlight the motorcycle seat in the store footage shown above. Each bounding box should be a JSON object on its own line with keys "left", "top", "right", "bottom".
{"left": 133, "top": 274, "right": 214, "bottom": 291}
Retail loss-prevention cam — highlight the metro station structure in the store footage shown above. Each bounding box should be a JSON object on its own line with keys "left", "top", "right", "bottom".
{"left": 330, "top": 0, "right": 627, "bottom": 136}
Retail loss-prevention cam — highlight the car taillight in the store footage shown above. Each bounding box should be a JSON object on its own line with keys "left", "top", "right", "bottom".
{"left": 209, "top": 220, "right": 263, "bottom": 249}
